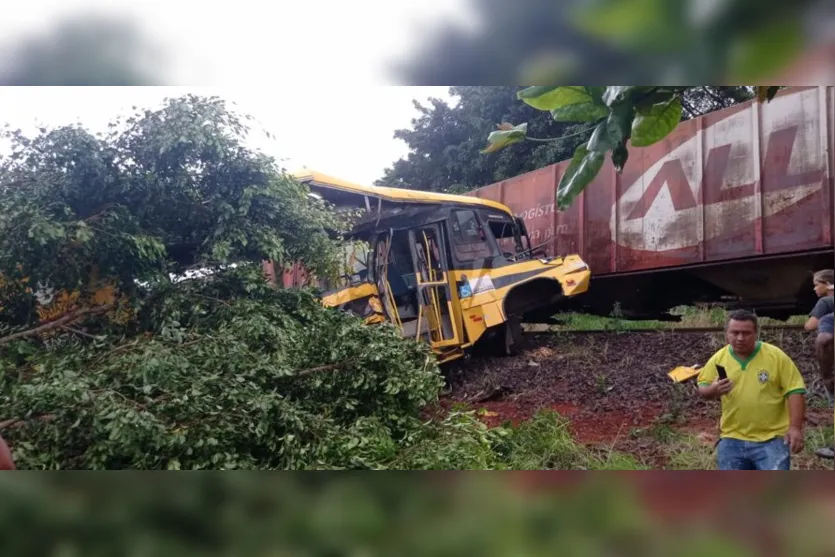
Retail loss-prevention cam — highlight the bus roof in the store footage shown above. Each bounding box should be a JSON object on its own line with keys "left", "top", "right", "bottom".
{"left": 291, "top": 169, "right": 515, "bottom": 215}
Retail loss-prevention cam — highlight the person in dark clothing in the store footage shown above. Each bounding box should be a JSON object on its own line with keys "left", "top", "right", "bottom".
{"left": 806, "top": 269, "right": 834, "bottom": 460}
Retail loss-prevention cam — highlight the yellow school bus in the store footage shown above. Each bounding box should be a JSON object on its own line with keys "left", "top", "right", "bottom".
{"left": 294, "top": 170, "right": 591, "bottom": 364}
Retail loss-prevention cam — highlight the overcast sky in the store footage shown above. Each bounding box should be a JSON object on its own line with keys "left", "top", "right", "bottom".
{"left": 0, "top": 86, "right": 454, "bottom": 185}
{"left": 0, "top": 0, "right": 472, "bottom": 184}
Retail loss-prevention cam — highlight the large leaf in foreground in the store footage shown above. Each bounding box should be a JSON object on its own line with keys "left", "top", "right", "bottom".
{"left": 481, "top": 123, "right": 528, "bottom": 154}
{"left": 556, "top": 145, "right": 606, "bottom": 211}
{"left": 631, "top": 97, "right": 682, "bottom": 147}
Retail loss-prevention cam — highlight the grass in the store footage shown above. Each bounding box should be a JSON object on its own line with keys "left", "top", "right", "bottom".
{"left": 628, "top": 419, "right": 835, "bottom": 470}
{"left": 547, "top": 304, "right": 808, "bottom": 332}
{"left": 476, "top": 407, "right": 832, "bottom": 470}
{"left": 662, "top": 432, "right": 717, "bottom": 470}
{"left": 495, "top": 409, "right": 649, "bottom": 470}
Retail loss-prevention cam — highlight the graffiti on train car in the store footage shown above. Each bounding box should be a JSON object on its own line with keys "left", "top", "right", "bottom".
{"left": 487, "top": 87, "right": 831, "bottom": 267}
{"left": 613, "top": 88, "right": 828, "bottom": 253}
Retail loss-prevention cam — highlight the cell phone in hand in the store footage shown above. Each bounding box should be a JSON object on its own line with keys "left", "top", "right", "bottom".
{"left": 716, "top": 365, "right": 728, "bottom": 381}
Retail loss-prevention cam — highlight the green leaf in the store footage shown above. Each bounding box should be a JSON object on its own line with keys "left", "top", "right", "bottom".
{"left": 550, "top": 103, "right": 609, "bottom": 123}
{"left": 481, "top": 123, "right": 528, "bottom": 154}
{"left": 602, "top": 86, "right": 636, "bottom": 107}
{"left": 586, "top": 122, "right": 611, "bottom": 153}
{"left": 517, "top": 85, "right": 559, "bottom": 101}
{"left": 584, "top": 87, "right": 606, "bottom": 106}
{"left": 605, "top": 102, "right": 635, "bottom": 147}
{"left": 74, "top": 222, "right": 94, "bottom": 243}
{"left": 633, "top": 88, "right": 679, "bottom": 111}
{"left": 517, "top": 86, "right": 592, "bottom": 111}
{"left": 557, "top": 145, "right": 606, "bottom": 211}
{"left": 631, "top": 96, "right": 682, "bottom": 147}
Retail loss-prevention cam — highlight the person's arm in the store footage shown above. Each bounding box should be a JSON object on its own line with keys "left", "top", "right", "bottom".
{"left": 780, "top": 353, "right": 807, "bottom": 453}
{"left": 785, "top": 394, "right": 806, "bottom": 453}
{"left": 805, "top": 298, "right": 829, "bottom": 331}
{"left": 0, "top": 434, "right": 15, "bottom": 470}
{"left": 787, "top": 394, "right": 805, "bottom": 430}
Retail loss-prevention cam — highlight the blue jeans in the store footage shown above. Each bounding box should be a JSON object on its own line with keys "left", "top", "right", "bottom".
{"left": 716, "top": 437, "right": 790, "bottom": 470}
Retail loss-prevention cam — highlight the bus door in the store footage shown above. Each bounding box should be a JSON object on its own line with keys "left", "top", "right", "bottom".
{"left": 407, "top": 222, "right": 462, "bottom": 348}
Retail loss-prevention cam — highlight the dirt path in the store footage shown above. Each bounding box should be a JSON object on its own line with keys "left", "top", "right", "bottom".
{"left": 441, "top": 329, "right": 834, "bottom": 470}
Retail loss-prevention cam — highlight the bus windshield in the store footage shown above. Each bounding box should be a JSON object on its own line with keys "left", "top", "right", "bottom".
{"left": 320, "top": 242, "right": 370, "bottom": 291}
{"left": 484, "top": 212, "right": 526, "bottom": 258}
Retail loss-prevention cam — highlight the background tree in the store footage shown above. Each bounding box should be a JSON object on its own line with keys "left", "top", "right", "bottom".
{"left": 376, "top": 87, "right": 592, "bottom": 193}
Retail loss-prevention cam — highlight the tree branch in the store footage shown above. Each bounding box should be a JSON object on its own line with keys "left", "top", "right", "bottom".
{"left": 83, "top": 203, "right": 119, "bottom": 222}
{"left": 294, "top": 360, "right": 355, "bottom": 377}
{"left": 0, "top": 303, "right": 116, "bottom": 346}
{"left": 189, "top": 293, "right": 232, "bottom": 307}
{"left": 0, "top": 414, "right": 56, "bottom": 430}
{"left": 61, "top": 325, "right": 100, "bottom": 340}
{"left": 527, "top": 123, "right": 597, "bottom": 144}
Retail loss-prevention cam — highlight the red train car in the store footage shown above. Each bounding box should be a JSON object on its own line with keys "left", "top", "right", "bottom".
{"left": 467, "top": 86, "right": 835, "bottom": 320}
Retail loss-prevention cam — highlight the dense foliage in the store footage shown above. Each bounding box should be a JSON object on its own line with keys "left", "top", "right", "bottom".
{"left": 1, "top": 269, "right": 454, "bottom": 470}
{"left": 0, "top": 95, "right": 473, "bottom": 470}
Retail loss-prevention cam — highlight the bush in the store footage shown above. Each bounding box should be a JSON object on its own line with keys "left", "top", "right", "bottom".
{"left": 1, "top": 266, "right": 457, "bottom": 469}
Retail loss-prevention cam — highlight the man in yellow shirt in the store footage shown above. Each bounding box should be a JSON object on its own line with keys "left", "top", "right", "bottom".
{"left": 697, "top": 309, "right": 806, "bottom": 470}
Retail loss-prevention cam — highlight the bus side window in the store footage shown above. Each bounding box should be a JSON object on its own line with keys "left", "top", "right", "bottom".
{"left": 449, "top": 210, "right": 495, "bottom": 262}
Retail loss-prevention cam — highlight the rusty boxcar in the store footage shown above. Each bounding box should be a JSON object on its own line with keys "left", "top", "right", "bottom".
{"left": 467, "top": 86, "right": 834, "bottom": 320}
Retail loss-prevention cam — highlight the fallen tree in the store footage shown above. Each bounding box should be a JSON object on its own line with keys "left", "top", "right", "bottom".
{"left": 0, "top": 95, "right": 515, "bottom": 470}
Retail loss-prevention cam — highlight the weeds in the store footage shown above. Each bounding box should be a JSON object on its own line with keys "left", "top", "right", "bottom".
{"left": 664, "top": 433, "right": 717, "bottom": 470}
{"left": 552, "top": 305, "right": 807, "bottom": 332}
{"left": 493, "top": 410, "right": 647, "bottom": 470}
{"left": 594, "top": 372, "right": 609, "bottom": 395}
{"left": 630, "top": 418, "right": 834, "bottom": 470}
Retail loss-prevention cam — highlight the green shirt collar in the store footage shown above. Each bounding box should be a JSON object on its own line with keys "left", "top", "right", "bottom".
{"left": 729, "top": 341, "right": 761, "bottom": 370}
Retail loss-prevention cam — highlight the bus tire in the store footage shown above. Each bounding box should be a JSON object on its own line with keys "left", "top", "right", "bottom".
{"left": 497, "top": 316, "right": 523, "bottom": 357}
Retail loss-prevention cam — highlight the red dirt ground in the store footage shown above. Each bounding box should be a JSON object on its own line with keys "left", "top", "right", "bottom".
{"left": 439, "top": 329, "right": 834, "bottom": 469}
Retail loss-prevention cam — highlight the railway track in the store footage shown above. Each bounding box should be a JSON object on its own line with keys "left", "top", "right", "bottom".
{"left": 522, "top": 324, "right": 808, "bottom": 335}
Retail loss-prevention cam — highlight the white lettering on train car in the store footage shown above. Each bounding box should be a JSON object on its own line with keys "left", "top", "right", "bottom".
{"left": 610, "top": 88, "right": 826, "bottom": 252}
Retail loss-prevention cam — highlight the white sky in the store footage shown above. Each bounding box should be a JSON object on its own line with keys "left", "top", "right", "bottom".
{"left": 0, "top": 86, "right": 454, "bottom": 185}
{"left": 0, "top": 0, "right": 476, "bottom": 184}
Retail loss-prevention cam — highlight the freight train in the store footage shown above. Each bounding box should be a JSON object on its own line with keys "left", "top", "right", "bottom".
{"left": 466, "top": 86, "right": 834, "bottom": 321}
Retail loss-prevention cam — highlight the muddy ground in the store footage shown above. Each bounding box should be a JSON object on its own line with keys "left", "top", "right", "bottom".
{"left": 441, "top": 329, "right": 834, "bottom": 470}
